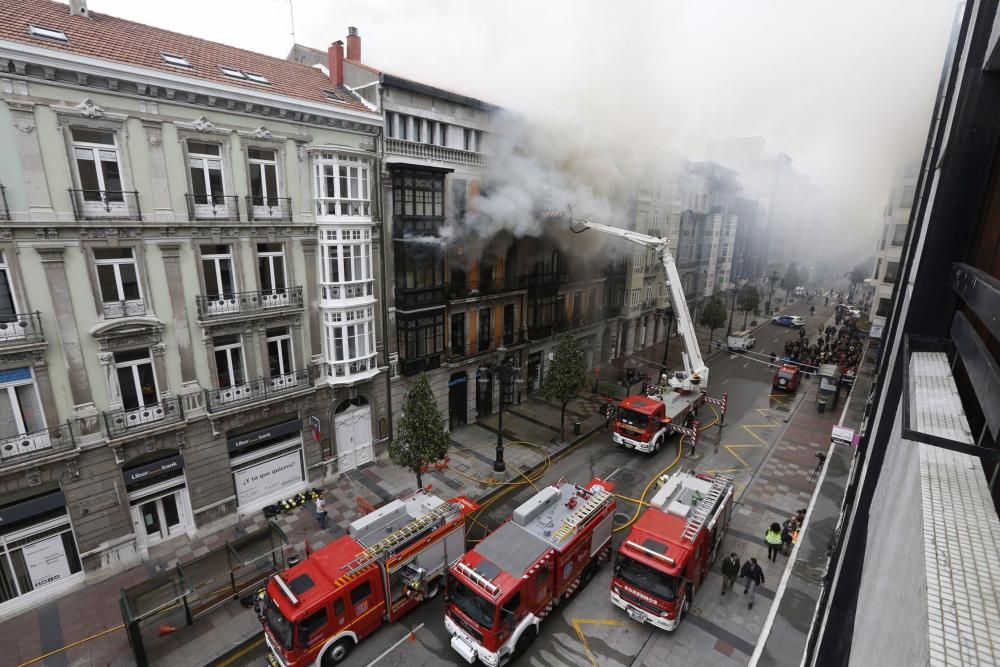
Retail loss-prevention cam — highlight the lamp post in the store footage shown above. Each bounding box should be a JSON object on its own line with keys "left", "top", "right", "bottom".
{"left": 493, "top": 345, "right": 509, "bottom": 473}
{"left": 765, "top": 270, "right": 780, "bottom": 315}
{"left": 660, "top": 306, "right": 675, "bottom": 375}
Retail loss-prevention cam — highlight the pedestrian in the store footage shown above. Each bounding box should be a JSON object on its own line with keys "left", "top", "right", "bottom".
{"left": 765, "top": 522, "right": 782, "bottom": 562}
{"left": 781, "top": 520, "right": 795, "bottom": 556}
{"left": 740, "top": 557, "right": 766, "bottom": 609}
{"left": 721, "top": 552, "right": 740, "bottom": 595}
{"left": 314, "top": 493, "right": 328, "bottom": 530}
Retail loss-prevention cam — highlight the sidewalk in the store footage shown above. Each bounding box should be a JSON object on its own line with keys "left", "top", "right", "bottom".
{"left": 1, "top": 392, "right": 606, "bottom": 667}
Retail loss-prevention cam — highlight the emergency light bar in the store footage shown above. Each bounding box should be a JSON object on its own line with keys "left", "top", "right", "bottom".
{"left": 626, "top": 540, "right": 676, "bottom": 565}
{"left": 273, "top": 573, "right": 299, "bottom": 605}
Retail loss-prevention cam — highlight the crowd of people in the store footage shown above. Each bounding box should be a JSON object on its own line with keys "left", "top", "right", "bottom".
{"left": 773, "top": 303, "right": 867, "bottom": 380}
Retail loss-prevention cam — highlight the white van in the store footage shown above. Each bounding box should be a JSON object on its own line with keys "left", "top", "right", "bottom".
{"left": 727, "top": 330, "right": 756, "bottom": 352}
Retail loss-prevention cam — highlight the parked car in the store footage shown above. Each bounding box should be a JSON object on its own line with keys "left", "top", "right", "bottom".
{"left": 727, "top": 330, "right": 756, "bottom": 352}
{"left": 773, "top": 364, "right": 802, "bottom": 391}
{"left": 771, "top": 315, "right": 805, "bottom": 328}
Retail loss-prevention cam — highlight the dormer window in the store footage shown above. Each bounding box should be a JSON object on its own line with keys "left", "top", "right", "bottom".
{"left": 28, "top": 24, "right": 68, "bottom": 42}
{"left": 161, "top": 53, "right": 192, "bottom": 68}
{"left": 219, "top": 67, "right": 246, "bottom": 80}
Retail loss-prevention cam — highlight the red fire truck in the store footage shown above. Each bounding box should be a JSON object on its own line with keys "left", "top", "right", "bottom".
{"left": 261, "top": 490, "right": 479, "bottom": 666}
{"left": 610, "top": 471, "right": 734, "bottom": 631}
{"left": 444, "top": 478, "right": 616, "bottom": 666}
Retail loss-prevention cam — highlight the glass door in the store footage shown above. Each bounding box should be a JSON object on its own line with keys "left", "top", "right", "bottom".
{"left": 134, "top": 489, "right": 187, "bottom": 546}
{"left": 139, "top": 500, "right": 162, "bottom": 542}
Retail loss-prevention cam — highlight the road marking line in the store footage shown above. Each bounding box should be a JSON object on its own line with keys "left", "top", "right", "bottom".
{"left": 606, "top": 466, "right": 623, "bottom": 481}
{"left": 743, "top": 362, "right": 750, "bottom": 368}
{"left": 213, "top": 637, "right": 265, "bottom": 667}
{"left": 571, "top": 618, "right": 639, "bottom": 667}
{"left": 721, "top": 378, "right": 730, "bottom": 386}
{"left": 366, "top": 623, "right": 425, "bottom": 666}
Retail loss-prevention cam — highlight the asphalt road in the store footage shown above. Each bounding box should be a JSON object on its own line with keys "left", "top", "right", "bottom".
{"left": 224, "top": 298, "right": 831, "bottom": 667}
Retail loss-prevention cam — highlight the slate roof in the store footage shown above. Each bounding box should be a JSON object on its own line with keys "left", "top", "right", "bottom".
{"left": 0, "top": 0, "right": 371, "bottom": 113}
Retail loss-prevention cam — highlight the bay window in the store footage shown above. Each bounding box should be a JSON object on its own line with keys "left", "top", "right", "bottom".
{"left": 319, "top": 228, "right": 374, "bottom": 301}
{"left": 323, "top": 307, "right": 378, "bottom": 381}
{"left": 398, "top": 312, "right": 444, "bottom": 375}
{"left": 314, "top": 153, "right": 371, "bottom": 218}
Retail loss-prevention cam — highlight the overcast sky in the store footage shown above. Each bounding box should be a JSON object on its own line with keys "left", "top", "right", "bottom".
{"left": 89, "top": 0, "right": 959, "bottom": 255}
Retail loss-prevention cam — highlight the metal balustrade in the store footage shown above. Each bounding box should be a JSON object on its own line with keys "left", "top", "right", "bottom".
{"left": 205, "top": 369, "right": 313, "bottom": 412}
{"left": 185, "top": 194, "right": 240, "bottom": 221}
{"left": 0, "top": 312, "right": 44, "bottom": 346}
{"left": 104, "top": 396, "right": 184, "bottom": 438}
{"left": 69, "top": 189, "right": 142, "bottom": 221}
{"left": 246, "top": 196, "right": 292, "bottom": 222}
{"left": 195, "top": 287, "right": 303, "bottom": 320}
{"left": 0, "top": 422, "right": 75, "bottom": 465}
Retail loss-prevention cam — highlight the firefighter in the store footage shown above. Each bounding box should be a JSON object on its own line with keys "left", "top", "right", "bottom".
{"left": 765, "top": 523, "right": 782, "bottom": 562}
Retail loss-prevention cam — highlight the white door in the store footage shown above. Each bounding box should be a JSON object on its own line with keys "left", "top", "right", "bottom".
{"left": 335, "top": 405, "right": 373, "bottom": 472}
{"left": 131, "top": 487, "right": 189, "bottom": 547}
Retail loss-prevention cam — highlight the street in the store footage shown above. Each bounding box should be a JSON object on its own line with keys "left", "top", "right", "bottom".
{"left": 224, "top": 297, "right": 829, "bottom": 667}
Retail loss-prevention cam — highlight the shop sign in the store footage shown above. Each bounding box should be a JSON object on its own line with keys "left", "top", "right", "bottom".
{"left": 831, "top": 425, "right": 857, "bottom": 447}
{"left": 227, "top": 419, "right": 302, "bottom": 454}
{"left": 234, "top": 451, "right": 303, "bottom": 507}
{"left": 23, "top": 535, "right": 71, "bottom": 589}
{"left": 448, "top": 375, "right": 467, "bottom": 387}
{"left": 0, "top": 489, "right": 66, "bottom": 527}
{"left": 870, "top": 324, "right": 884, "bottom": 339}
{"left": 124, "top": 454, "right": 184, "bottom": 486}
{"left": 0, "top": 367, "right": 32, "bottom": 384}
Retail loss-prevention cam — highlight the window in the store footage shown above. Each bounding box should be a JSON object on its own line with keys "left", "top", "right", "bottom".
{"left": 334, "top": 597, "right": 345, "bottom": 617}
{"left": 884, "top": 261, "right": 899, "bottom": 285}
{"left": 219, "top": 66, "right": 247, "bottom": 80}
{"left": 350, "top": 580, "right": 372, "bottom": 606}
{"left": 413, "top": 118, "right": 423, "bottom": 143}
{"left": 399, "top": 114, "right": 409, "bottom": 141}
{"left": 298, "top": 609, "right": 327, "bottom": 646}
{"left": 94, "top": 248, "right": 143, "bottom": 317}
{"left": 876, "top": 297, "right": 892, "bottom": 318}
{"left": 213, "top": 335, "right": 246, "bottom": 389}
{"left": 113, "top": 348, "right": 158, "bottom": 410}
{"left": 323, "top": 308, "right": 377, "bottom": 372}
{"left": 385, "top": 112, "right": 395, "bottom": 139}
{"left": 451, "top": 313, "right": 465, "bottom": 354}
{"left": 201, "top": 245, "right": 236, "bottom": 298}
{"left": 267, "top": 327, "right": 294, "bottom": 378}
{"left": 503, "top": 304, "right": 515, "bottom": 345}
{"left": 257, "top": 243, "right": 286, "bottom": 294}
{"left": 248, "top": 148, "right": 279, "bottom": 208}
{"left": 463, "top": 128, "right": 480, "bottom": 152}
{"left": 244, "top": 72, "right": 270, "bottom": 85}
{"left": 631, "top": 289, "right": 640, "bottom": 307}
{"left": 901, "top": 185, "right": 916, "bottom": 208}
{"left": 398, "top": 314, "right": 444, "bottom": 362}
{"left": 392, "top": 170, "right": 444, "bottom": 217}
{"left": 72, "top": 128, "right": 124, "bottom": 207}
{"left": 0, "top": 367, "right": 46, "bottom": 441}
{"left": 0, "top": 520, "right": 81, "bottom": 603}
{"left": 478, "top": 308, "right": 492, "bottom": 352}
{"left": 161, "top": 53, "right": 191, "bottom": 68}
{"left": 891, "top": 224, "right": 908, "bottom": 247}
{"left": 28, "top": 24, "right": 67, "bottom": 41}
{"left": 0, "top": 251, "right": 20, "bottom": 320}
{"left": 188, "top": 141, "right": 225, "bottom": 205}
{"left": 314, "top": 154, "right": 372, "bottom": 217}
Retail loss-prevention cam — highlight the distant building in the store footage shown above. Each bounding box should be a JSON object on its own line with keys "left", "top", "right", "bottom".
{"left": 867, "top": 162, "right": 919, "bottom": 338}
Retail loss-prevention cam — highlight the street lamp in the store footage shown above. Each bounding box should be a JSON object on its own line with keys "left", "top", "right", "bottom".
{"left": 660, "top": 306, "right": 675, "bottom": 375}
{"left": 493, "top": 345, "right": 513, "bottom": 473}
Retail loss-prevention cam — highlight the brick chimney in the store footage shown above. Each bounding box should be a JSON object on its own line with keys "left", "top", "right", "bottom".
{"left": 346, "top": 27, "right": 361, "bottom": 61}
{"left": 328, "top": 40, "right": 344, "bottom": 86}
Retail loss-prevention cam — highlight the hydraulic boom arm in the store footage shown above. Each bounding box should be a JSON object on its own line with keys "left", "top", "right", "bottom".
{"left": 569, "top": 216, "right": 708, "bottom": 389}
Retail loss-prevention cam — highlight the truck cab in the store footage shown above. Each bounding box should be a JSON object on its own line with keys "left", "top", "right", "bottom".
{"left": 613, "top": 396, "right": 667, "bottom": 453}
{"left": 772, "top": 363, "right": 801, "bottom": 391}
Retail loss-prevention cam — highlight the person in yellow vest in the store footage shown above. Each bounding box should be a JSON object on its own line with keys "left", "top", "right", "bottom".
{"left": 765, "top": 522, "right": 783, "bottom": 562}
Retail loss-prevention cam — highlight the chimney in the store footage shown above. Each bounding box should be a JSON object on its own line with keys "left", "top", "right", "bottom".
{"left": 69, "top": 0, "right": 89, "bottom": 17}
{"left": 328, "top": 40, "right": 344, "bottom": 86}
{"left": 346, "top": 27, "right": 361, "bottom": 62}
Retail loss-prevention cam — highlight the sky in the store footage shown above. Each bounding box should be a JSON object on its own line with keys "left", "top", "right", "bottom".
{"left": 88, "top": 0, "right": 960, "bottom": 258}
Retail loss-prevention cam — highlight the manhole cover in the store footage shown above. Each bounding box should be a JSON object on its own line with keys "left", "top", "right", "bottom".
{"left": 613, "top": 512, "right": 631, "bottom": 525}
{"left": 615, "top": 469, "right": 640, "bottom": 485}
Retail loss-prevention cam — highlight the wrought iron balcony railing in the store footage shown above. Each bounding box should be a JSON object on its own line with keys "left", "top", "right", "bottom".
{"left": 449, "top": 330, "right": 527, "bottom": 360}
{"left": 446, "top": 276, "right": 526, "bottom": 299}
{"left": 185, "top": 194, "right": 240, "bottom": 221}
{"left": 205, "top": 369, "right": 313, "bottom": 412}
{"left": 246, "top": 196, "right": 292, "bottom": 222}
{"left": 69, "top": 189, "right": 142, "bottom": 221}
{"left": 400, "top": 354, "right": 442, "bottom": 377}
{"left": 0, "top": 422, "right": 75, "bottom": 466}
{"left": 104, "top": 396, "right": 184, "bottom": 438}
{"left": 196, "top": 287, "right": 303, "bottom": 320}
{"left": 0, "top": 312, "right": 45, "bottom": 347}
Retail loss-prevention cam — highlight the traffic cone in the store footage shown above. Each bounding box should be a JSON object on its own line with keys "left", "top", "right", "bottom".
{"left": 407, "top": 630, "right": 416, "bottom": 642}
{"left": 159, "top": 624, "right": 177, "bottom": 636}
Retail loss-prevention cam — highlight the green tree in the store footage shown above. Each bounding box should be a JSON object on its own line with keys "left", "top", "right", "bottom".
{"left": 699, "top": 294, "right": 728, "bottom": 349}
{"left": 737, "top": 285, "right": 761, "bottom": 328}
{"left": 542, "top": 333, "right": 590, "bottom": 442}
{"left": 391, "top": 373, "right": 449, "bottom": 489}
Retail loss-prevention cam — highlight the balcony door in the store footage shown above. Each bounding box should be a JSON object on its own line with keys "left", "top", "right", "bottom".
{"left": 113, "top": 349, "right": 159, "bottom": 413}
{"left": 0, "top": 252, "right": 23, "bottom": 342}
{"left": 0, "top": 369, "right": 48, "bottom": 459}
{"left": 248, "top": 147, "right": 279, "bottom": 215}
{"left": 267, "top": 328, "right": 295, "bottom": 390}
{"left": 257, "top": 243, "right": 288, "bottom": 308}
{"left": 201, "top": 245, "right": 237, "bottom": 314}
{"left": 188, "top": 141, "right": 225, "bottom": 212}
{"left": 71, "top": 128, "right": 125, "bottom": 217}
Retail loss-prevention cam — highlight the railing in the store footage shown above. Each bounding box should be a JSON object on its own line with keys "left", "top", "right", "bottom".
{"left": 104, "top": 396, "right": 184, "bottom": 438}
{"left": 69, "top": 189, "right": 142, "bottom": 221}
{"left": 0, "top": 312, "right": 45, "bottom": 346}
{"left": 0, "top": 422, "right": 75, "bottom": 465}
{"left": 446, "top": 276, "right": 526, "bottom": 299}
{"left": 320, "top": 282, "right": 374, "bottom": 301}
{"left": 101, "top": 299, "right": 146, "bottom": 319}
{"left": 529, "top": 310, "right": 606, "bottom": 340}
{"left": 246, "top": 196, "right": 292, "bottom": 222}
{"left": 205, "top": 369, "right": 312, "bottom": 412}
{"left": 400, "top": 354, "right": 442, "bottom": 377}
{"left": 385, "top": 138, "right": 488, "bottom": 167}
{"left": 324, "top": 356, "right": 378, "bottom": 383}
{"left": 196, "top": 287, "right": 303, "bottom": 320}
{"left": 448, "top": 330, "right": 527, "bottom": 360}
{"left": 395, "top": 286, "right": 447, "bottom": 309}
{"left": 315, "top": 198, "right": 372, "bottom": 218}
{"left": 185, "top": 194, "right": 240, "bottom": 221}
{"left": 0, "top": 184, "right": 9, "bottom": 221}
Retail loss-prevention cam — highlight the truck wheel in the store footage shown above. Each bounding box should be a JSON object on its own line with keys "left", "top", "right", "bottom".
{"left": 512, "top": 626, "right": 538, "bottom": 660}
{"left": 425, "top": 577, "right": 441, "bottom": 599}
{"left": 322, "top": 639, "right": 354, "bottom": 665}
{"left": 652, "top": 436, "right": 663, "bottom": 454}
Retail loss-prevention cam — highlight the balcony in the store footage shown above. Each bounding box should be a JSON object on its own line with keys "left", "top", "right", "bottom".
{"left": 385, "top": 138, "right": 488, "bottom": 167}
{"left": 101, "top": 299, "right": 146, "bottom": 319}
{"left": 0, "top": 423, "right": 75, "bottom": 466}
{"left": 400, "top": 354, "right": 442, "bottom": 377}
{"left": 446, "top": 276, "right": 526, "bottom": 300}
{"left": 315, "top": 198, "right": 372, "bottom": 219}
{"left": 104, "top": 396, "right": 184, "bottom": 439}
{"left": 185, "top": 194, "right": 240, "bottom": 221}
{"left": 320, "top": 282, "right": 374, "bottom": 302}
{"left": 0, "top": 184, "right": 9, "bottom": 221}
{"left": 395, "top": 286, "right": 447, "bottom": 310}
{"left": 323, "top": 356, "right": 379, "bottom": 384}
{"left": 246, "top": 196, "right": 292, "bottom": 222}
{"left": 196, "top": 287, "right": 303, "bottom": 321}
{"left": 448, "top": 330, "right": 527, "bottom": 362}
{"left": 69, "top": 189, "right": 142, "bottom": 222}
{"left": 0, "top": 312, "right": 45, "bottom": 348}
{"left": 205, "top": 369, "right": 313, "bottom": 413}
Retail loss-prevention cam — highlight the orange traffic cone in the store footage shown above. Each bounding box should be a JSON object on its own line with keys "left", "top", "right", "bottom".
{"left": 407, "top": 630, "right": 416, "bottom": 642}
{"left": 159, "top": 624, "right": 177, "bottom": 636}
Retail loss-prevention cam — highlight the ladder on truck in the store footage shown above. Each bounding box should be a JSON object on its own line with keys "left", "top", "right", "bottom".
{"left": 341, "top": 501, "right": 462, "bottom": 575}
{"left": 553, "top": 488, "right": 612, "bottom": 542}
{"left": 680, "top": 473, "right": 733, "bottom": 543}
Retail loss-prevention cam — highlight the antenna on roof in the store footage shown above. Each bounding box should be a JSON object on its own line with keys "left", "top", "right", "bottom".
{"left": 289, "top": 0, "right": 297, "bottom": 44}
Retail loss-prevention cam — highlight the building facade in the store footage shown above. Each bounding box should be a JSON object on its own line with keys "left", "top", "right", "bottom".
{"left": 867, "top": 161, "right": 919, "bottom": 337}
{"left": 0, "top": 0, "right": 384, "bottom": 616}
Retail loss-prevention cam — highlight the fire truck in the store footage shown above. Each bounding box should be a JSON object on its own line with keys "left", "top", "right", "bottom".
{"left": 261, "top": 489, "right": 479, "bottom": 666}
{"left": 444, "top": 478, "right": 616, "bottom": 666}
{"left": 566, "top": 215, "right": 727, "bottom": 453}
{"left": 609, "top": 471, "right": 734, "bottom": 630}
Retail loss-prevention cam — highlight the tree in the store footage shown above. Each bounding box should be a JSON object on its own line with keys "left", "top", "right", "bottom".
{"left": 542, "top": 333, "right": 590, "bottom": 442}
{"left": 783, "top": 263, "right": 804, "bottom": 291}
{"left": 391, "top": 373, "right": 449, "bottom": 490}
{"left": 737, "top": 285, "right": 761, "bottom": 328}
{"left": 699, "top": 294, "right": 728, "bottom": 349}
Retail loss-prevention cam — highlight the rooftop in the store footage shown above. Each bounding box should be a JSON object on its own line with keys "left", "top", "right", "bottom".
{"left": 0, "top": 0, "right": 371, "bottom": 113}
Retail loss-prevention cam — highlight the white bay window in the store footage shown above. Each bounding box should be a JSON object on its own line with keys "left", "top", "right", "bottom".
{"left": 314, "top": 153, "right": 371, "bottom": 218}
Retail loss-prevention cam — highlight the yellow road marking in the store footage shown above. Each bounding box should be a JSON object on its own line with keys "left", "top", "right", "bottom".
{"left": 215, "top": 637, "right": 265, "bottom": 666}
{"left": 571, "top": 618, "right": 640, "bottom": 667}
